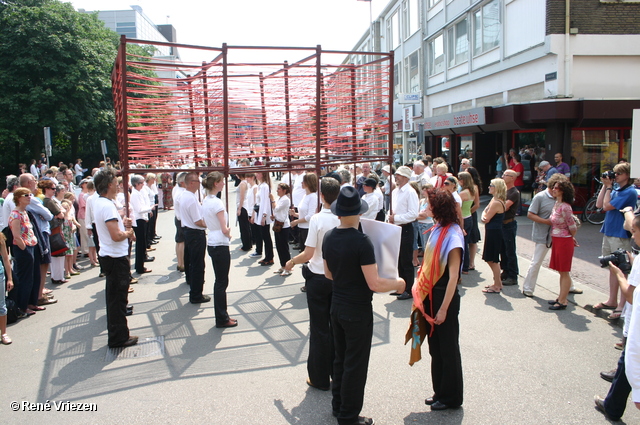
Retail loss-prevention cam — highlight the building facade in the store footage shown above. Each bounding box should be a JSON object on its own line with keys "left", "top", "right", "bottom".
{"left": 349, "top": 0, "right": 640, "bottom": 205}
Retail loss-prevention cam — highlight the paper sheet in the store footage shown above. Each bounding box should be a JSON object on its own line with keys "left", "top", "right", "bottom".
{"left": 360, "top": 218, "right": 401, "bottom": 280}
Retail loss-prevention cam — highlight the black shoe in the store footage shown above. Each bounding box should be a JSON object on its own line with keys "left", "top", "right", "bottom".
{"left": 349, "top": 417, "right": 374, "bottom": 425}
{"left": 501, "top": 277, "right": 518, "bottom": 285}
{"left": 190, "top": 295, "right": 212, "bottom": 304}
{"left": 150, "top": 240, "right": 159, "bottom": 245}
{"left": 397, "top": 291, "right": 412, "bottom": 300}
{"left": 594, "top": 395, "right": 620, "bottom": 421}
{"left": 306, "top": 378, "right": 329, "bottom": 391}
{"left": 216, "top": 318, "right": 238, "bottom": 328}
{"left": 145, "top": 256, "right": 155, "bottom": 262}
{"left": 153, "top": 235, "right": 162, "bottom": 240}
{"left": 110, "top": 336, "right": 139, "bottom": 348}
{"left": 430, "top": 401, "right": 450, "bottom": 411}
{"left": 600, "top": 369, "right": 616, "bottom": 383}
{"left": 425, "top": 397, "right": 436, "bottom": 405}
{"left": 126, "top": 306, "right": 133, "bottom": 316}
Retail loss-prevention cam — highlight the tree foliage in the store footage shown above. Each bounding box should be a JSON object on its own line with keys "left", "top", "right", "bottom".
{"left": 0, "top": 0, "right": 119, "bottom": 172}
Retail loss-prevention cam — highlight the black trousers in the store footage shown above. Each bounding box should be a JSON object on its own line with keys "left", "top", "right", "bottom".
{"left": 306, "top": 269, "right": 333, "bottom": 389}
{"left": 101, "top": 255, "right": 131, "bottom": 347}
{"left": 299, "top": 227, "right": 309, "bottom": 251}
{"left": 11, "top": 245, "right": 35, "bottom": 311}
{"left": 237, "top": 207, "right": 252, "bottom": 251}
{"left": 183, "top": 227, "right": 206, "bottom": 302}
{"left": 274, "top": 227, "right": 291, "bottom": 267}
{"left": 259, "top": 224, "right": 273, "bottom": 261}
{"left": 91, "top": 223, "right": 103, "bottom": 273}
{"left": 146, "top": 202, "right": 158, "bottom": 248}
{"left": 134, "top": 219, "right": 148, "bottom": 273}
{"left": 398, "top": 223, "right": 415, "bottom": 293}
{"left": 251, "top": 222, "right": 263, "bottom": 254}
{"left": 207, "top": 245, "right": 231, "bottom": 325}
{"left": 331, "top": 303, "right": 373, "bottom": 425}
{"left": 426, "top": 288, "right": 463, "bottom": 407}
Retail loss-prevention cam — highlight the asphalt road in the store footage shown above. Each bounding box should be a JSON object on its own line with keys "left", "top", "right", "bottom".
{"left": 1, "top": 186, "right": 638, "bottom": 425}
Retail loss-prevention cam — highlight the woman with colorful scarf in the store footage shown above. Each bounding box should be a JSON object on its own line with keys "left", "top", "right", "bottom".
{"left": 405, "top": 188, "right": 464, "bottom": 411}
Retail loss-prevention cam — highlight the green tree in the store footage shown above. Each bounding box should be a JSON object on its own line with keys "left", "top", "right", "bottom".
{"left": 0, "top": 0, "right": 119, "bottom": 172}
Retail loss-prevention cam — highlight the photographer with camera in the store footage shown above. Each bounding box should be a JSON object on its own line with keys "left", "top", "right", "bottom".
{"left": 594, "top": 214, "right": 640, "bottom": 422}
{"left": 594, "top": 162, "right": 638, "bottom": 319}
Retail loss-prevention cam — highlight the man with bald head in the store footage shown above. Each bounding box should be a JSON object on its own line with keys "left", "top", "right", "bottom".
{"left": 411, "top": 161, "right": 428, "bottom": 186}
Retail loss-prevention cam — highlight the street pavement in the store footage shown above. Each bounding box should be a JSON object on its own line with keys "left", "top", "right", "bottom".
{"left": 2, "top": 185, "right": 639, "bottom": 425}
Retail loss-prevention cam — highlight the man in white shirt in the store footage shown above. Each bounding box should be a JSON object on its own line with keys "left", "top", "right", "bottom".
{"left": 173, "top": 172, "right": 187, "bottom": 272}
{"left": 74, "top": 159, "right": 86, "bottom": 185}
{"left": 29, "top": 160, "right": 39, "bottom": 178}
{"left": 283, "top": 176, "right": 340, "bottom": 391}
{"left": 178, "top": 172, "right": 210, "bottom": 304}
{"left": 389, "top": 166, "right": 419, "bottom": 300}
{"left": 130, "top": 175, "right": 153, "bottom": 275}
{"left": 411, "top": 161, "right": 428, "bottom": 186}
{"left": 92, "top": 168, "right": 137, "bottom": 348}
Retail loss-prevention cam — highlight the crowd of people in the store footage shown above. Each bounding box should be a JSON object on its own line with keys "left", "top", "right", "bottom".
{"left": 2, "top": 150, "right": 640, "bottom": 423}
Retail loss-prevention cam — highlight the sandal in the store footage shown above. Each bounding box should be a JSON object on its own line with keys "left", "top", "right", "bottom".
{"left": 609, "top": 310, "right": 623, "bottom": 320}
{"left": 482, "top": 288, "right": 501, "bottom": 294}
{"left": 1, "top": 334, "right": 12, "bottom": 345}
{"left": 549, "top": 302, "right": 568, "bottom": 310}
{"left": 593, "top": 302, "right": 616, "bottom": 310}
{"left": 273, "top": 268, "right": 284, "bottom": 274}
{"left": 280, "top": 270, "right": 292, "bottom": 277}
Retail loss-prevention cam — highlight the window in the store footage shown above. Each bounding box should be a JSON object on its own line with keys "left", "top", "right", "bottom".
{"left": 473, "top": 0, "right": 501, "bottom": 56}
{"left": 392, "top": 12, "right": 400, "bottom": 48}
{"left": 447, "top": 19, "right": 468, "bottom": 67}
{"left": 429, "top": 0, "right": 442, "bottom": 7}
{"left": 394, "top": 63, "right": 401, "bottom": 97}
{"left": 428, "top": 34, "right": 444, "bottom": 76}
{"left": 403, "top": 0, "right": 420, "bottom": 38}
{"left": 404, "top": 50, "right": 420, "bottom": 92}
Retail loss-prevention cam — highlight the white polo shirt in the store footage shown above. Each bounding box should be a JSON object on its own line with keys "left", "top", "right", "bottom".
{"left": 93, "top": 196, "right": 128, "bottom": 258}
{"left": 179, "top": 190, "right": 205, "bottom": 230}
{"left": 305, "top": 208, "right": 339, "bottom": 275}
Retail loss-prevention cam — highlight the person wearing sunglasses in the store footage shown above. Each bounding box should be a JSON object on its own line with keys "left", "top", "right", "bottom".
{"left": 593, "top": 162, "right": 637, "bottom": 318}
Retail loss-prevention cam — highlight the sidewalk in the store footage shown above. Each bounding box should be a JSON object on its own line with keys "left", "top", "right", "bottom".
{"left": 1, "top": 194, "right": 638, "bottom": 424}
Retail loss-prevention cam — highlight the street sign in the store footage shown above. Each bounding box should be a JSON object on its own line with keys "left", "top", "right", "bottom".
{"left": 397, "top": 93, "right": 421, "bottom": 104}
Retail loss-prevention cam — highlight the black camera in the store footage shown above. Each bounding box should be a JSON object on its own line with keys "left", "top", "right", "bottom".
{"left": 602, "top": 170, "right": 616, "bottom": 180}
{"left": 598, "top": 249, "right": 632, "bottom": 273}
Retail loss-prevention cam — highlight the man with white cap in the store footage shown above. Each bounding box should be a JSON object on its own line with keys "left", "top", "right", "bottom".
{"left": 389, "top": 165, "right": 419, "bottom": 300}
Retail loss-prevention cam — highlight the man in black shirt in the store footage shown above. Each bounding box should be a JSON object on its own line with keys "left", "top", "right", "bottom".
{"left": 323, "top": 186, "right": 405, "bottom": 425}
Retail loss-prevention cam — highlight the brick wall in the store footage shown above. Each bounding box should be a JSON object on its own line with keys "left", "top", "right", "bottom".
{"left": 547, "top": 0, "right": 640, "bottom": 35}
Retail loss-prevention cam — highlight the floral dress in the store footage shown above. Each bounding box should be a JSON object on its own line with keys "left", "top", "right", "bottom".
{"left": 62, "top": 218, "right": 74, "bottom": 256}
{"left": 161, "top": 172, "right": 174, "bottom": 209}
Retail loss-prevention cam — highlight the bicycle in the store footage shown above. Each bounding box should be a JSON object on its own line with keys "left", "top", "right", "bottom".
{"left": 582, "top": 177, "right": 605, "bottom": 225}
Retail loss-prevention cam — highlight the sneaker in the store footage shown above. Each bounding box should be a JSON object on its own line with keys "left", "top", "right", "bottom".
{"left": 249, "top": 252, "right": 262, "bottom": 258}
{"left": 523, "top": 290, "right": 534, "bottom": 297}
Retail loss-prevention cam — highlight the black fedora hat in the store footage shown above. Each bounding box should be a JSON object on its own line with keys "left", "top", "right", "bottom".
{"left": 331, "top": 186, "right": 368, "bottom": 217}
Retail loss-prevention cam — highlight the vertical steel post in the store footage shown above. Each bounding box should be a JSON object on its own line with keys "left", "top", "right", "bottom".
{"left": 222, "top": 44, "right": 230, "bottom": 216}
{"left": 315, "top": 45, "right": 322, "bottom": 177}
{"left": 120, "top": 35, "right": 131, "bottom": 209}
{"left": 202, "top": 61, "right": 212, "bottom": 168}
{"left": 388, "top": 51, "right": 395, "bottom": 215}
{"left": 259, "top": 73, "right": 268, "bottom": 162}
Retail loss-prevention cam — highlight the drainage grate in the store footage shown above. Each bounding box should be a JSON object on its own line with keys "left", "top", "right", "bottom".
{"left": 105, "top": 336, "right": 165, "bottom": 361}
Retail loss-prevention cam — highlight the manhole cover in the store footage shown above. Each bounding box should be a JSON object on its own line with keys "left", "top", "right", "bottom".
{"left": 105, "top": 336, "right": 165, "bottom": 361}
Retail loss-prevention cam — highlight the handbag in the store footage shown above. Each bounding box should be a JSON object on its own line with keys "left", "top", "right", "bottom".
{"left": 273, "top": 220, "right": 284, "bottom": 233}
{"left": 49, "top": 226, "right": 68, "bottom": 257}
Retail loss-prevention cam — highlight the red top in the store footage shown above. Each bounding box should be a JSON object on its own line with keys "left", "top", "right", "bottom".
{"left": 512, "top": 162, "right": 524, "bottom": 187}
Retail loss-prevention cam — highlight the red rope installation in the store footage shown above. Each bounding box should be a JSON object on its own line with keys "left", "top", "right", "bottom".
{"left": 113, "top": 38, "right": 394, "bottom": 175}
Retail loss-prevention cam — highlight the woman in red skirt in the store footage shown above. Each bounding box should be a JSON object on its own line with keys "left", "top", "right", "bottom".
{"left": 548, "top": 179, "right": 578, "bottom": 310}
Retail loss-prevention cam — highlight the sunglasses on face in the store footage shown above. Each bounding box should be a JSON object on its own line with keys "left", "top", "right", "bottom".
{"left": 443, "top": 182, "right": 452, "bottom": 186}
